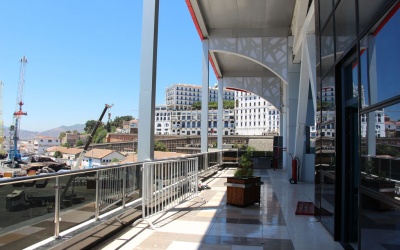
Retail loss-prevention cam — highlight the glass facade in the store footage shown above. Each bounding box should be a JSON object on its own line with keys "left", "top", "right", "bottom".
{"left": 316, "top": 0, "right": 400, "bottom": 248}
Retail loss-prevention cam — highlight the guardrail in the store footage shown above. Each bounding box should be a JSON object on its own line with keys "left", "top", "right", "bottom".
{"left": 0, "top": 150, "right": 223, "bottom": 249}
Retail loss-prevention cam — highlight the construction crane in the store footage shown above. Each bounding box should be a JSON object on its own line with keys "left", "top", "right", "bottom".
{"left": 73, "top": 104, "right": 113, "bottom": 170}
{"left": 0, "top": 81, "right": 4, "bottom": 151}
{"left": 9, "top": 56, "right": 28, "bottom": 167}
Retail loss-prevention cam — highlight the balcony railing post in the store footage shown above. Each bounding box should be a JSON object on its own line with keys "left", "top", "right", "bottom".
{"left": 195, "top": 157, "right": 199, "bottom": 197}
{"left": 95, "top": 171, "right": 100, "bottom": 221}
{"left": 54, "top": 177, "right": 61, "bottom": 239}
{"left": 122, "top": 167, "right": 127, "bottom": 208}
{"left": 204, "top": 153, "right": 208, "bottom": 171}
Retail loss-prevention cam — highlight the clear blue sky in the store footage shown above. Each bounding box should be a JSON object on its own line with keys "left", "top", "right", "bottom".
{"left": 0, "top": 1, "right": 216, "bottom": 132}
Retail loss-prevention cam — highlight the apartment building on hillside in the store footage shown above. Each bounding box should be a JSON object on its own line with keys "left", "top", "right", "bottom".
{"left": 165, "top": 83, "right": 235, "bottom": 110}
{"left": 234, "top": 91, "right": 280, "bottom": 135}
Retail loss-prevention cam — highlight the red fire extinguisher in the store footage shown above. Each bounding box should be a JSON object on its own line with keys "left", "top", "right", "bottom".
{"left": 289, "top": 153, "right": 300, "bottom": 184}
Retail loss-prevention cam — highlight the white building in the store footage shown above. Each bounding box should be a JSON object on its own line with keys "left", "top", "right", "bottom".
{"left": 32, "top": 136, "right": 61, "bottom": 155}
{"left": 318, "top": 86, "right": 385, "bottom": 138}
{"left": 234, "top": 91, "right": 280, "bottom": 135}
{"left": 155, "top": 105, "right": 171, "bottom": 135}
{"left": 169, "top": 108, "right": 235, "bottom": 136}
{"left": 165, "top": 83, "right": 235, "bottom": 110}
{"left": 81, "top": 149, "right": 126, "bottom": 168}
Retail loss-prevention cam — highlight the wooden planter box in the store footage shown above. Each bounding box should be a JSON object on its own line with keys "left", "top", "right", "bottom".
{"left": 361, "top": 178, "right": 396, "bottom": 211}
{"left": 225, "top": 176, "right": 261, "bottom": 207}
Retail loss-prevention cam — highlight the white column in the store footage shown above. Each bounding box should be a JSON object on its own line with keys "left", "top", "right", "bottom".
{"left": 287, "top": 37, "right": 301, "bottom": 179}
{"left": 294, "top": 34, "right": 314, "bottom": 181}
{"left": 217, "top": 78, "right": 223, "bottom": 150}
{"left": 201, "top": 40, "right": 209, "bottom": 153}
{"left": 281, "top": 82, "right": 288, "bottom": 170}
{"left": 368, "top": 35, "right": 377, "bottom": 156}
{"left": 138, "top": 0, "right": 158, "bottom": 162}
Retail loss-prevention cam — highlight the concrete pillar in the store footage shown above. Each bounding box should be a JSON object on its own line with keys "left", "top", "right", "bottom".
{"left": 281, "top": 82, "right": 288, "bottom": 170}
{"left": 287, "top": 37, "right": 301, "bottom": 180}
{"left": 138, "top": 0, "right": 158, "bottom": 162}
{"left": 217, "top": 78, "right": 223, "bottom": 150}
{"left": 201, "top": 40, "right": 209, "bottom": 153}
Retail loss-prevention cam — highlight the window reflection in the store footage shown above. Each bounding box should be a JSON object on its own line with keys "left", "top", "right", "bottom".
{"left": 321, "top": 18, "right": 335, "bottom": 76}
{"left": 368, "top": 9, "right": 400, "bottom": 104}
{"left": 335, "top": 0, "right": 356, "bottom": 55}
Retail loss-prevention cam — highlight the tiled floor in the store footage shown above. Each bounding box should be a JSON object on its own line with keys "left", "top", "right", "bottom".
{"left": 95, "top": 168, "right": 344, "bottom": 250}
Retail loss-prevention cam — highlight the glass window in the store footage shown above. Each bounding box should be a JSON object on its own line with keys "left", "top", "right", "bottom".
{"left": 319, "top": 0, "right": 333, "bottom": 27}
{"left": 321, "top": 18, "right": 335, "bottom": 76}
{"left": 359, "top": 0, "right": 390, "bottom": 35}
{"left": 335, "top": 0, "right": 356, "bottom": 55}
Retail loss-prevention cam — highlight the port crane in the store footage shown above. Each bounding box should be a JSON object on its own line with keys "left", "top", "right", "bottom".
{"left": 9, "top": 56, "right": 28, "bottom": 167}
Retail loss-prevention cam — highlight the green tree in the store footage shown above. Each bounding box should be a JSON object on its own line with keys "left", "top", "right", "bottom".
{"left": 76, "top": 139, "right": 84, "bottom": 147}
{"left": 111, "top": 158, "right": 120, "bottom": 163}
{"left": 93, "top": 127, "right": 108, "bottom": 143}
{"left": 62, "top": 143, "right": 70, "bottom": 147}
{"left": 190, "top": 100, "right": 235, "bottom": 110}
{"left": 154, "top": 140, "right": 167, "bottom": 151}
{"left": 73, "top": 130, "right": 78, "bottom": 134}
{"left": 59, "top": 132, "right": 66, "bottom": 140}
{"left": 209, "top": 101, "right": 218, "bottom": 109}
{"left": 84, "top": 120, "right": 97, "bottom": 133}
{"left": 192, "top": 102, "right": 201, "bottom": 110}
{"left": 54, "top": 151, "right": 63, "bottom": 158}
{"left": 223, "top": 100, "right": 235, "bottom": 109}
{"left": 111, "top": 116, "right": 134, "bottom": 128}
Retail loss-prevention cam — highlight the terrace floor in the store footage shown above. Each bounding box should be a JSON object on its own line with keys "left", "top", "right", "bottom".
{"left": 93, "top": 168, "right": 344, "bottom": 250}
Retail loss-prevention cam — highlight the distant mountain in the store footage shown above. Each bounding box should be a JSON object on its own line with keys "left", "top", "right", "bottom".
{"left": 38, "top": 124, "right": 85, "bottom": 137}
{"left": 3, "top": 124, "right": 85, "bottom": 139}
{"left": 3, "top": 127, "right": 39, "bottom": 140}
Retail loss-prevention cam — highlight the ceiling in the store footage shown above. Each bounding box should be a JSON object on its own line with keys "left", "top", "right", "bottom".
{"left": 187, "top": 0, "right": 297, "bottom": 79}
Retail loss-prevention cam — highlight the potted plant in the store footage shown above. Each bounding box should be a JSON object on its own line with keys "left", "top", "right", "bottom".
{"left": 361, "top": 158, "right": 395, "bottom": 211}
{"left": 225, "top": 146, "right": 262, "bottom": 207}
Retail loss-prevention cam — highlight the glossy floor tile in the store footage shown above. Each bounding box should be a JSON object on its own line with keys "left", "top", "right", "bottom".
{"left": 96, "top": 168, "right": 344, "bottom": 250}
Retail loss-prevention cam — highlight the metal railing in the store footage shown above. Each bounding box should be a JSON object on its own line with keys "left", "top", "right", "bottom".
{"left": 0, "top": 150, "right": 223, "bottom": 249}
{"left": 133, "top": 158, "right": 202, "bottom": 229}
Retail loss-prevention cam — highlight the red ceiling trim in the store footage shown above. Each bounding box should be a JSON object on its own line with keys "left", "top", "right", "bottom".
{"left": 185, "top": 0, "right": 204, "bottom": 40}
{"left": 209, "top": 54, "right": 220, "bottom": 79}
{"left": 373, "top": 2, "right": 399, "bottom": 36}
{"left": 226, "top": 87, "right": 247, "bottom": 92}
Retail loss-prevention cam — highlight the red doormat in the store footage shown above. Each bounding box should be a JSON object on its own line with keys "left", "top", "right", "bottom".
{"left": 295, "top": 201, "right": 314, "bottom": 215}
{"left": 295, "top": 202, "right": 333, "bottom": 216}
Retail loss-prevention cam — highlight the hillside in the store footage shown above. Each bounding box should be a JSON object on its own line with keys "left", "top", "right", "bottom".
{"left": 3, "top": 124, "right": 85, "bottom": 139}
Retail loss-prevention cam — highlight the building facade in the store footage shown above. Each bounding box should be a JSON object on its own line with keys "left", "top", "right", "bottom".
{"left": 32, "top": 136, "right": 61, "bottom": 155}
{"left": 315, "top": 1, "right": 400, "bottom": 247}
{"left": 165, "top": 83, "right": 235, "bottom": 110}
{"left": 234, "top": 91, "right": 280, "bottom": 135}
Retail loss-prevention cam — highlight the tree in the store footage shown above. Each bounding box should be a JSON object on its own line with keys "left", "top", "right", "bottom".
{"left": 154, "top": 140, "right": 167, "bottom": 151}
{"left": 73, "top": 130, "right": 78, "bottom": 134}
{"left": 62, "top": 143, "right": 70, "bottom": 147}
{"left": 106, "top": 121, "right": 112, "bottom": 132}
{"left": 223, "top": 100, "right": 235, "bottom": 109}
{"left": 59, "top": 132, "right": 66, "bottom": 140}
{"left": 93, "top": 127, "right": 108, "bottom": 143}
{"left": 111, "top": 158, "right": 120, "bottom": 163}
{"left": 111, "top": 116, "right": 134, "bottom": 128}
{"left": 54, "top": 151, "right": 63, "bottom": 158}
{"left": 190, "top": 100, "right": 235, "bottom": 110}
{"left": 76, "top": 140, "right": 84, "bottom": 147}
{"left": 84, "top": 120, "right": 97, "bottom": 133}
{"left": 192, "top": 102, "right": 201, "bottom": 110}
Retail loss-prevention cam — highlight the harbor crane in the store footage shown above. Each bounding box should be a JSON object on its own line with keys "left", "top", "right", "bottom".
{"left": 9, "top": 56, "right": 28, "bottom": 167}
